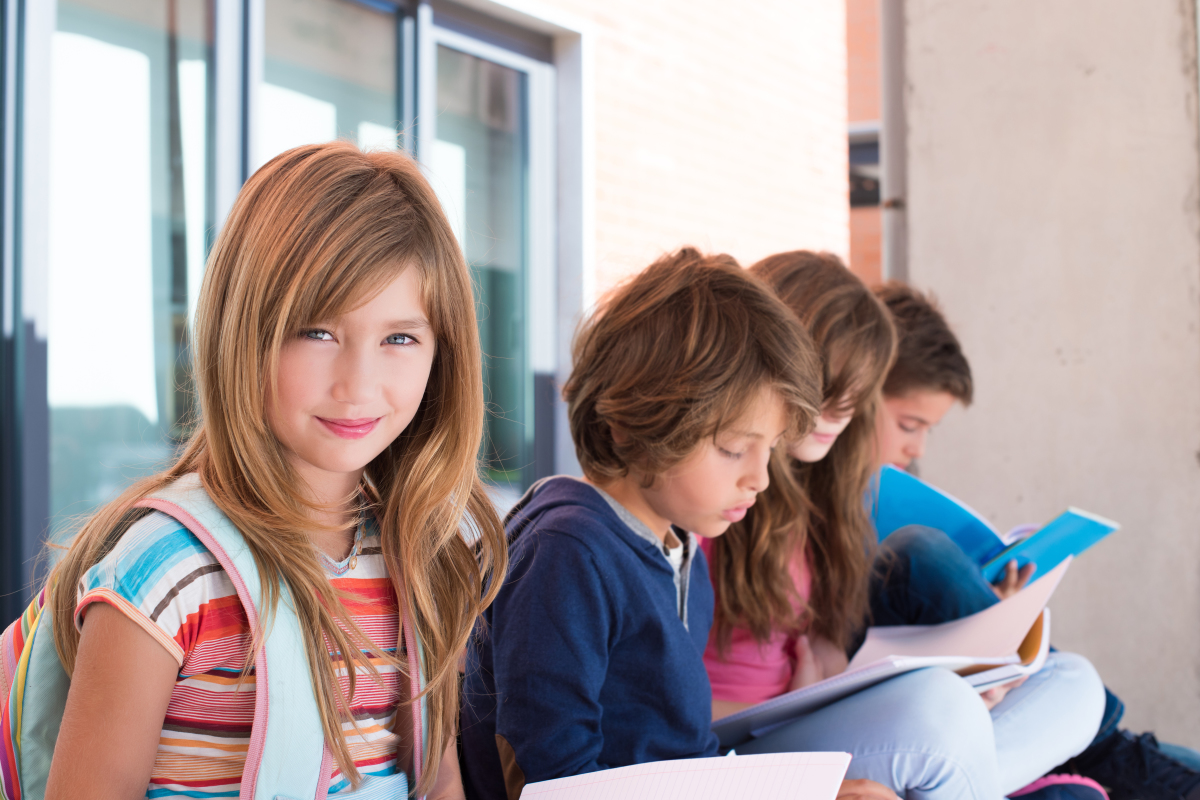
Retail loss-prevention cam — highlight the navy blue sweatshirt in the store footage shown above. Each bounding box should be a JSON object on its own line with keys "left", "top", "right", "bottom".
{"left": 460, "top": 477, "right": 720, "bottom": 800}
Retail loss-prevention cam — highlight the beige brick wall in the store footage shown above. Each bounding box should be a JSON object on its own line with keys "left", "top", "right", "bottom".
{"left": 540, "top": 0, "right": 849, "bottom": 293}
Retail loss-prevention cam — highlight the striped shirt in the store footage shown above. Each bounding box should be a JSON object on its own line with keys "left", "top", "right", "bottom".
{"left": 75, "top": 510, "right": 404, "bottom": 798}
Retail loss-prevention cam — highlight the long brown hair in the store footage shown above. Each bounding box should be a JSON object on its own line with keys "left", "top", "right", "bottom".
{"left": 47, "top": 141, "right": 506, "bottom": 794}
{"left": 709, "top": 251, "right": 895, "bottom": 652}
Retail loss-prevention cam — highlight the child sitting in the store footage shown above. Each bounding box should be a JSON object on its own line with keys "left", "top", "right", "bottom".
{"left": 871, "top": 282, "right": 1200, "bottom": 800}
{"left": 458, "top": 248, "right": 839, "bottom": 799}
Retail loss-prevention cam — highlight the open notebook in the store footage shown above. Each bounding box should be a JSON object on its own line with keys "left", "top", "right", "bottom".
{"left": 711, "top": 558, "right": 1069, "bottom": 750}
{"left": 872, "top": 465, "right": 1117, "bottom": 582}
{"left": 520, "top": 752, "right": 852, "bottom": 800}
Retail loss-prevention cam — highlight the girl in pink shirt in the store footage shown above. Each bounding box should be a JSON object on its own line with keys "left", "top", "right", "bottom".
{"left": 702, "top": 252, "right": 1105, "bottom": 800}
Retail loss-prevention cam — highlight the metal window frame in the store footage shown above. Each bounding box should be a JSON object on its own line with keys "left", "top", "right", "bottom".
{"left": 421, "top": 12, "right": 560, "bottom": 487}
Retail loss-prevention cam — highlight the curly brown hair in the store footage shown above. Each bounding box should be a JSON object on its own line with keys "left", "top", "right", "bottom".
{"left": 564, "top": 247, "right": 823, "bottom": 485}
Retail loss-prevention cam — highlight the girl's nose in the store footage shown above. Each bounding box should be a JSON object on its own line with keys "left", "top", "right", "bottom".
{"left": 331, "top": 347, "right": 378, "bottom": 405}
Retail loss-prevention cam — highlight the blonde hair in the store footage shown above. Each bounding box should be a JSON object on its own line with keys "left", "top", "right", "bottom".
{"left": 47, "top": 141, "right": 507, "bottom": 794}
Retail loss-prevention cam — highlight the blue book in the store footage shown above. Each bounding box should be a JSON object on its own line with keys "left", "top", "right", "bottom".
{"left": 872, "top": 465, "right": 1119, "bottom": 583}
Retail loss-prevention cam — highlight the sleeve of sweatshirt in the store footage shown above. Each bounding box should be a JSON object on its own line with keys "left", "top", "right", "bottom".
{"left": 490, "top": 527, "right": 618, "bottom": 784}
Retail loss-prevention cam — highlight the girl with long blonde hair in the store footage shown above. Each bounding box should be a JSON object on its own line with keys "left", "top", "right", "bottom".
{"left": 36, "top": 141, "right": 506, "bottom": 799}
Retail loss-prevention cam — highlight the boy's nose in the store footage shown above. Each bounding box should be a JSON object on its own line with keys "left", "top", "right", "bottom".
{"left": 746, "top": 454, "right": 771, "bottom": 493}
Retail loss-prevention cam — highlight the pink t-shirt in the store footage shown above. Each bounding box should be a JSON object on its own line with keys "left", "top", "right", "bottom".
{"left": 700, "top": 537, "right": 813, "bottom": 704}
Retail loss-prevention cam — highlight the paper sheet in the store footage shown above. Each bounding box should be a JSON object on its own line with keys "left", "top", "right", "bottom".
{"left": 519, "top": 752, "right": 852, "bottom": 800}
{"left": 848, "top": 557, "right": 1071, "bottom": 669}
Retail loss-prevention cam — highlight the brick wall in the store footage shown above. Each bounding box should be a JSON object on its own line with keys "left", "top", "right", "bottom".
{"left": 539, "top": 0, "right": 849, "bottom": 294}
{"left": 845, "top": 0, "right": 881, "bottom": 283}
{"left": 846, "top": 0, "right": 879, "bottom": 124}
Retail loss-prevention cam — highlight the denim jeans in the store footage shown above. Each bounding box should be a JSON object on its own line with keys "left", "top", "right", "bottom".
{"left": 870, "top": 524, "right": 1124, "bottom": 748}
{"left": 740, "top": 654, "right": 1104, "bottom": 800}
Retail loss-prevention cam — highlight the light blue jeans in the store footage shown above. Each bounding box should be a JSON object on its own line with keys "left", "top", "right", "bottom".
{"left": 738, "top": 653, "right": 1104, "bottom": 800}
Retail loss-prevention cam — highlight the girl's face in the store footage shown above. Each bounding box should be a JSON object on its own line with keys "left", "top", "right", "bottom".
{"left": 268, "top": 267, "right": 436, "bottom": 496}
{"left": 787, "top": 397, "right": 854, "bottom": 464}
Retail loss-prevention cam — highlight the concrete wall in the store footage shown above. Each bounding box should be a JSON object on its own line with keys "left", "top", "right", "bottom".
{"left": 906, "top": 1, "right": 1200, "bottom": 741}
{"left": 538, "top": 0, "right": 849, "bottom": 293}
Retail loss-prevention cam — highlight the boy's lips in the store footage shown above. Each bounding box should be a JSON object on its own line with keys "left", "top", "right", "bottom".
{"left": 721, "top": 501, "right": 755, "bottom": 523}
{"left": 316, "top": 416, "right": 381, "bottom": 439}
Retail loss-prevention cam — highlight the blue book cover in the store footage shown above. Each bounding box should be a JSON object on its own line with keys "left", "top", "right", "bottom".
{"left": 872, "top": 466, "right": 1008, "bottom": 564}
{"left": 978, "top": 508, "right": 1118, "bottom": 583}
{"left": 872, "top": 465, "right": 1119, "bottom": 579}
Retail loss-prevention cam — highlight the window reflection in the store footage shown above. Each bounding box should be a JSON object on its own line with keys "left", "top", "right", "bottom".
{"left": 258, "top": 0, "right": 399, "bottom": 167}
{"left": 49, "top": 0, "right": 212, "bottom": 537}
{"left": 434, "top": 45, "right": 529, "bottom": 490}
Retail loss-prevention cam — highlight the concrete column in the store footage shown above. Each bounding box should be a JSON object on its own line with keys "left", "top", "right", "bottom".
{"left": 906, "top": 0, "right": 1200, "bottom": 741}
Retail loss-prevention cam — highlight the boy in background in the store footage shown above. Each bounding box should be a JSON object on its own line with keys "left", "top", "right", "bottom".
{"left": 871, "top": 282, "right": 1200, "bottom": 800}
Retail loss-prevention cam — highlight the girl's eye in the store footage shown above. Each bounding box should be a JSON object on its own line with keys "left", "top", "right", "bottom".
{"left": 718, "top": 446, "right": 744, "bottom": 460}
{"left": 302, "top": 329, "right": 333, "bottom": 341}
{"left": 386, "top": 333, "right": 417, "bottom": 346}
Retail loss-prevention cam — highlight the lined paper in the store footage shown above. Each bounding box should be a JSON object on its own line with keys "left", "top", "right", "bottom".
{"left": 520, "top": 752, "right": 852, "bottom": 800}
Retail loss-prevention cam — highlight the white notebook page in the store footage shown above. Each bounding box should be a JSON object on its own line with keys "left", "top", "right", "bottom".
{"left": 519, "top": 752, "right": 852, "bottom": 800}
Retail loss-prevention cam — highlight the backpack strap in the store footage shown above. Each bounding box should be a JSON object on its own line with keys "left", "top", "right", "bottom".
{"left": 403, "top": 600, "right": 426, "bottom": 793}
{"left": 2, "top": 589, "right": 69, "bottom": 800}
{"left": 139, "top": 474, "right": 333, "bottom": 800}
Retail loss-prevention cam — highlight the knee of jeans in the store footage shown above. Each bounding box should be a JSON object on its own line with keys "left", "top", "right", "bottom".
{"left": 883, "top": 525, "right": 966, "bottom": 566}
{"left": 884, "top": 525, "right": 955, "bottom": 556}
{"left": 1045, "top": 652, "right": 1106, "bottom": 730}
{"left": 888, "top": 668, "right": 997, "bottom": 758}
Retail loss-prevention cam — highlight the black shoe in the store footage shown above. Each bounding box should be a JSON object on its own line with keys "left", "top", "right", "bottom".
{"left": 1056, "top": 730, "right": 1200, "bottom": 800}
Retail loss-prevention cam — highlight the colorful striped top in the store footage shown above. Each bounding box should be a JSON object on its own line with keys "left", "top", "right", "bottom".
{"left": 75, "top": 510, "right": 405, "bottom": 799}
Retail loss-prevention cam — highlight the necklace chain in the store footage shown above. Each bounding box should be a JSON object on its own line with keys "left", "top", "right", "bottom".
{"left": 321, "top": 515, "right": 364, "bottom": 576}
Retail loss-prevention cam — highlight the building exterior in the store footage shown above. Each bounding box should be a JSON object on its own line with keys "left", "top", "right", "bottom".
{"left": 900, "top": 0, "right": 1200, "bottom": 743}
{"left": 0, "top": 0, "right": 849, "bottom": 619}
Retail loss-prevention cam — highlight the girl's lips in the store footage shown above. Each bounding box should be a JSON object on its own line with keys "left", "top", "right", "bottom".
{"left": 810, "top": 432, "right": 838, "bottom": 444}
{"left": 317, "top": 416, "right": 380, "bottom": 440}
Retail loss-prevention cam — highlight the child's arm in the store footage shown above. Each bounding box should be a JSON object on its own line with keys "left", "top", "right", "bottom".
{"left": 45, "top": 602, "right": 179, "bottom": 800}
{"left": 712, "top": 634, "right": 847, "bottom": 721}
{"left": 429, "top": 738, "right": 465, "bottom": 800}
{"left": 488, "top": 533, "right": 616, "bottom": 782}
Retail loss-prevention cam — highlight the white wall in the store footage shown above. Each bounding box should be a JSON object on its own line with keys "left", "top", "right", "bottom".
{"left": 906, "top": 1, "right": 1200, "bottom": 741}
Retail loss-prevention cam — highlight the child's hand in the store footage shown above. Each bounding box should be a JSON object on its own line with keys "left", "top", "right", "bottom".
{"left": 810, "top": 633, "right": 849, "bottom": 679}
{"left": 992, "top": 560, "right": 1036, "bottom": 600}
{"left": 788, "top": 635, "right": 824, "bottom": 692}
{"left": 837, "top": 778, "right": 901, "bottom": 800}
{"left": 980, "top": 676, "right": 1029, "bottom": 710}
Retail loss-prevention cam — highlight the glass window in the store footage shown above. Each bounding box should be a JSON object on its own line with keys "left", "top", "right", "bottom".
{"left": 257, "top": 0, "right": 401, "bottom": 168}
{"left": 432, "top": 43, "right": 530, "bottom": 495}
{"left": 48, "top": 0, "right": 213, "bottom": 539}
